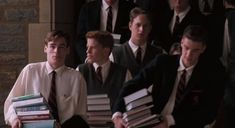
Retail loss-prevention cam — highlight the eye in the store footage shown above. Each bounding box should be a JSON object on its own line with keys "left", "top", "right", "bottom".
{"left": 49, "top": 45, "right": 56, "bottom": 49}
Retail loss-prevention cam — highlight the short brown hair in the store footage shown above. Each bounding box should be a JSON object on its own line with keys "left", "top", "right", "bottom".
{"left": 86, "top": 31, "right": 114, "bottom": 49}
{"left": 182, "top": 25, "right": 207, "bottom": 45}
{"left": 129, "top": 7, "right": 151, "bottom": 23}
{"left": 44, "top": 30, "right": 70, "bottom": 47}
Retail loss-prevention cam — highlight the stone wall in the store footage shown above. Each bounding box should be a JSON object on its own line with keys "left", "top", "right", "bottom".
{"left": 0, "top": 0, "right": 39, "bottom": 127}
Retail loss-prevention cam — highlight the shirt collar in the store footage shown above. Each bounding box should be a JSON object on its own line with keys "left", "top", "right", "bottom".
{"left": 46, "top": 61, "right": 65, "bottom": 75}
{"left": 128, "top": 40, "right": 147, "bottom": 53}
{"left": 93, "top": 60, "right": 111, "bottom": 71}
{"left": 102, "top": 0, "right": 119, "bottom": 10}
{"left": 178, "top": 56, "right": 196, "bottom": 75}
{"left": 174, "top": 6, "right": 191, "bottom": 22}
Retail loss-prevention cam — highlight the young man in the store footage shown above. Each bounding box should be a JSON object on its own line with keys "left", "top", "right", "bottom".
{"left": 112, "top": 25, "right": 225, "bottom": 128}
{"left": 4, "top": 30, "right": 88, "bottom": 128}
{"left": 157, "top": 0, "right": 205, "bottom": 52}
{"left": 111, "top": 7, "right": 163, "bottom": 77}
{"left": 77, "top": 30, "right": 132, "bottom": 108}
{"left": 75, "top": 0, "right": 135, "bottom": 63}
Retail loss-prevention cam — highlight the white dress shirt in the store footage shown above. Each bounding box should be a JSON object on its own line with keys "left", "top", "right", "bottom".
{"left": 4, "top": 62, "right": 87, "bottom": 125}
{"left": 128, "top": 40, "right": 147, "bottom": 62}
{"left": 161, "top": 57, "right": 195, "bottom": 126}
{"left": 100, "top": 0, "right": 119, "bottom": 32}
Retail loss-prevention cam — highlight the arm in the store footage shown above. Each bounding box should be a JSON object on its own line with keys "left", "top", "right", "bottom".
{"left": 4, "top": 66, "right": 29, "bottom": 125}
{"left": 75, "top": 72, "right": 87, "bottom": 120}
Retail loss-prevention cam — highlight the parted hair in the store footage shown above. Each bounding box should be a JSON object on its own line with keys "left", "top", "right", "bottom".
{"left": 86, "top": 31, "right": 114, "bottom": 49}
{"left": 44, "top": 30, "right": 70, "bottom": 47}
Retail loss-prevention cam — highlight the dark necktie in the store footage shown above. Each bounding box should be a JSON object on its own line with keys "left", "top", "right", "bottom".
{"left": 48, "top": 71, "right": 59, "bottom": 122}
{"left": 106, "top": 6, "right": 113, "bottom": 32}
{"left": 96, "top": 66, "right": 103, "bottom": 84}
{"left": 136, "top": 47, "right": 142, "bottom": 64}
{"left": 175, "top": 70, "right": 187, "bottom": 107}
{"left": 203, "top": 0, "right": 211, "bottom": 13}
{"left": 173, "top": 15, "right": 180, "bottom": 34}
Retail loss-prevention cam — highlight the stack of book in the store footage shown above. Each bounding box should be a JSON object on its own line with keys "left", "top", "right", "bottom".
{"left": 12, "top": 93, "right": 56, "bottom": 128}
{"left": 123, "top": 88, "right": 162, "bottom": 128}
{"left": 87, "top": 94, "right": 112, "bottom": 128}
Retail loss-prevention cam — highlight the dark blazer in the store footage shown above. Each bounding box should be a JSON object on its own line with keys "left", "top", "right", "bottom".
{"left": 157, "top": 8, "right": 205, "bottom": 52}
{"left": 75, "top": 0, "right": 135, "bottom": 62}
{"left": 113, "top": 54, "right": 225, "bottom": 128}
{"left": 112, "top": 42, "right": 163, "bottom": 77}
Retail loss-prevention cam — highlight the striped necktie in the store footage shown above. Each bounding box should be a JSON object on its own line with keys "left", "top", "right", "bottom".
{"left": 175, "top": 70, "right": 187, "bottom": 107}
{"left": 48, "top": 71, "right": 59, "bottom": 122}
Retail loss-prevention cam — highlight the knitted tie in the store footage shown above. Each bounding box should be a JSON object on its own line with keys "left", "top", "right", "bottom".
{"left": 175, "top": 70, "right": 186, "bottom": 106}
{"left": 136, "top": 47, "right": 142, "bottom": 64}
{"left": 96, "top": 66, "right": 103, "bottom": 84}
{"left": 106, "top": 6, "right": 113, "bottom": 32}
{"left": 173, "top": 15, "right": 180, "bottom": 34}
{"left": 48, "top": 71, "right": 59, "bottom": 122}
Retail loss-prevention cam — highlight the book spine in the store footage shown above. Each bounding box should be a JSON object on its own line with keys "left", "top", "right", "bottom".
{"left": 12, "top": 97, "right": 45, "bottom": 108}
{"left": 15, "top": 105, "right": 48, "bottom": 112}
{"left": 12, "top": 93, "right": 41, "bottom": 102}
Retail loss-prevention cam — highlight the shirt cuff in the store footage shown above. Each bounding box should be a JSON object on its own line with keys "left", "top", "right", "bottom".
{"left": 112, "top": 112, "right": 123, "bottom": 120}
{"left": 165, "top": 114, "right": 175, "bottom": 126}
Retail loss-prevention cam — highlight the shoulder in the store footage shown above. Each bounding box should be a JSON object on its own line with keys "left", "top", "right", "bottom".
{"left": 111, "top": 62, "right": 127, "bottom": 71}
{"left": 146, "top": 43, "right": 164, "bottom": 54}
{"left": 22, "top": 62, "right": 46, "bottom": 72}
{"left": 151, "top": 54, "right": 178, "bottom": 66}
{"left": 81, "top": 0, "right": 101, "bottom": 10}
{"left": 112, "top": 42, "right": 128, "bottom": 54}
{"left": 119, "top": 0, "right": 136, "bottom": 9}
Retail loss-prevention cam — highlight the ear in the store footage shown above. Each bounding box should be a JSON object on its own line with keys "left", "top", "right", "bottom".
{"left": 103, "top": 47, "right": 111, "bottom": 56}
{"left": 129, "top": 21, "right": 132, "bottom": 30}
{"left": 201, "top": 45, "right": 206, "bottom": 53}
{"left": 44, "top": 45, "right": 47, "bottom": 53}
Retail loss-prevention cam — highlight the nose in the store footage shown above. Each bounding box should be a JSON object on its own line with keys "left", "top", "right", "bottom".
{"left": 185, "top": 50, "right": 193, "bottom": 58}
{"left": 139, "top": 25, "right": 144, "bottom": 33}
{"left": 86, "top": 47, "right": 90, "bottom": 53}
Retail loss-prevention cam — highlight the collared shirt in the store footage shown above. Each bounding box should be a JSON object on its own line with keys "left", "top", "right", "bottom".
{"left": 170, "top": 7, "right": 191, "bottom": 33}
{"left": 161, "top": 57, "right": 196, "bottom": 126}
{"left": 77, "top": 60, "right": 132, "bottom": 82}
{"left": 100, "top": 0, "right": 119, "bottom": 32}
{"left": 199, "top": 0, "right": 214, "bottom": 14}
{"left": 221, "top": 18, "right": 231, "bottom": 69}
{"left": 109, "top": 40, "right": 147, "bottom": 62}
{"left": 4, "top": 62, "right": 87, "bottom": 125}
{"left": 128, "top": 40, "right": 147, "bottom": 61}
